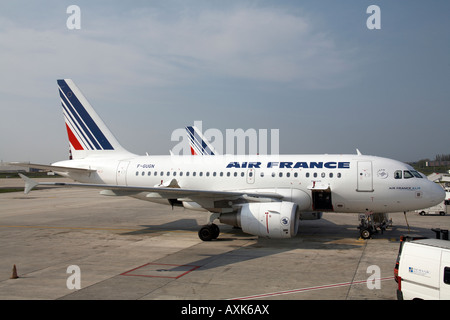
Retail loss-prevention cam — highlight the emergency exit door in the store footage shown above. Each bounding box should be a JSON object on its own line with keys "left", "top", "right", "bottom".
{"left": 116, "top": 161, "right": 130, "bottom": 185}
{"left": 357, "top": 161, "right": 373, "bottom": 192}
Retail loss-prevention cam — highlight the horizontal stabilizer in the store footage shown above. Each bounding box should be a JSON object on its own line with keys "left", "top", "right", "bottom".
{"left": 19, "top": 174, "right": 39, "bottom": 194}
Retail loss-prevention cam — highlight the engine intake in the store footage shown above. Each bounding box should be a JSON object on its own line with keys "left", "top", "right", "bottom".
{"left": 220, "top": 201, "right": 299, "bottom": 238}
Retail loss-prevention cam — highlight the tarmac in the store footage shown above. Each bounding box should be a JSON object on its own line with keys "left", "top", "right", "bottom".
{"left": 1, "top": 177, "right": 449, "bottom": 301}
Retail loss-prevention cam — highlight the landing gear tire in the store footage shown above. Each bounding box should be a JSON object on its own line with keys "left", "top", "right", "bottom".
{"left": 198, "top": 224, "right": 220, "bottom": 241}
{"left": 360, "top": 228, "right": 371, "bottom": 240}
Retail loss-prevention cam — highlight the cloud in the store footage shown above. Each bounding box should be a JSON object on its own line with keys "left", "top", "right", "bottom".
{"left": 119, "top": 6, "right": 357, "bottom": 89}
{"left": 0, "top": 3, "right": 360, "bottom": 163}
{"left": 0, "top": 5, "right": 357, "bottom": 98}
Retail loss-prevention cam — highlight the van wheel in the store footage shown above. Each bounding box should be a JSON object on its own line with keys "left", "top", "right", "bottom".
{"left": 440, "top": 211, "right": 446, "bottom": 216}
{"left": 419, "top": 211, "right": 425, "bottom": 216}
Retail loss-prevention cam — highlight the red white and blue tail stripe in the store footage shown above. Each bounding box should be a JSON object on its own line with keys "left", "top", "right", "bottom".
{"left": 58, "top": 79, "right": 130, "bottom": 158}
{"left": 185, "top": 126, "right": 217, "bottom": 155}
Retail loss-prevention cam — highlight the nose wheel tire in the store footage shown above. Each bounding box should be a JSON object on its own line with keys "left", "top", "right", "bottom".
{"left": 198, "top": 224, "right": 220, "bottom": 241}
{"left": 360, "top": 228, "right": 371, "bottom": 240}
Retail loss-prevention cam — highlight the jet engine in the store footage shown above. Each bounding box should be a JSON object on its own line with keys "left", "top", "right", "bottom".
{"left": 219, "top": 201, "right": 299, "bottom": 238}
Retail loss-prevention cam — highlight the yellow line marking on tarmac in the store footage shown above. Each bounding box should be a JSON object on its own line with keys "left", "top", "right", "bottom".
{"left": 0, "top": 225, "right": 141, "bottom": 232}
{"left": 0, "top": 224, "right": 198, "bottom": 234}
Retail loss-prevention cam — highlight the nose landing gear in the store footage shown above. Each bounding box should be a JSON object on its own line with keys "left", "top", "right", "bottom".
{"left": 358, "top": 212, "right": 392, "bottom": 239}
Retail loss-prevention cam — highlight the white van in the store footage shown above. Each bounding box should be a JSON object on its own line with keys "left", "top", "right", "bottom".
{"left": 416, "top": 200, "right": 448, "bottom": 216}
{"left": 397, "top": 239, "right": 450, "bottom": 300}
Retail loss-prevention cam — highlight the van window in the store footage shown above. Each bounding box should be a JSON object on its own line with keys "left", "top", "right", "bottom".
{"left": 444, "top": 267, "right": 450, "bottom": 285}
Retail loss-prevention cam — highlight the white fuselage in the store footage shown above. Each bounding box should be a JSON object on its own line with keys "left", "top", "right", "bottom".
{"left": 54, "top": 153, "right": 445, "bottom": 214}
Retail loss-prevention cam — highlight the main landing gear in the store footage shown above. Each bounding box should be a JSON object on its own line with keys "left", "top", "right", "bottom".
{"left": 198, "top": 224, "right": 220, "bottom": 241}
{"left": 198, "top": 212, "right": 221, "bottom": 241}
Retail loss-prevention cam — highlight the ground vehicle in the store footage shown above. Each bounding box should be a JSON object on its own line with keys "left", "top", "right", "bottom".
{"left": 394, "top": 235, "right": 427, "bottom": 282}
{"left": 416, "top": 200, "right": 448, "bottom": 216}
{"left": 396, "top": 238, "right": 450, "bottom": 300}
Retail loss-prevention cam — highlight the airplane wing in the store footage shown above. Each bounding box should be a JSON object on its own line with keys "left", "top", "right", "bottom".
{"left": 8, "top": 162, "right": 95, "bottom": 174}
{"left": 19, "top": 174, "right": 283, "bottom": 210}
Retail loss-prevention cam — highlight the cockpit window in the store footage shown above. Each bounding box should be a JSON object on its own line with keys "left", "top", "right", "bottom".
{"left": 403, "top": 170, "right": 414, "bottom": 179}
{"left": 411, "top": 170, "right": 423, "bottom": 178}
{"left": 394, "top": 169, "right": 423, "bottom": 179}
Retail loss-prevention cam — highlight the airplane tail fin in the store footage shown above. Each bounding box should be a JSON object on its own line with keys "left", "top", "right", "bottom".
{"left": 57, "top": 79, "right": 134, "bottom": 159}
{"left": 185, "top": 126, "right": 217, "bottom": 155}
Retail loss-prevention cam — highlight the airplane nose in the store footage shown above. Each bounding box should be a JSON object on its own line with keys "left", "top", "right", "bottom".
{"left": 428, "top": 181, "right": 445, "bottom": 206}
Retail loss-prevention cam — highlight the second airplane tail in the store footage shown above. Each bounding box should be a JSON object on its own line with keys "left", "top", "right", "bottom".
{"left": 57, "top": 79, "right": 134, "bottom": 159}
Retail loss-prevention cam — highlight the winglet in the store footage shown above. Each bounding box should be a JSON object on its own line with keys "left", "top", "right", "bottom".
{"left": 18, "top": 174, "right": 39, "bottom": 194}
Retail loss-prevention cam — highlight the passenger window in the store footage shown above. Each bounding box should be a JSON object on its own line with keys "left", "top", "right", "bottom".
{"left": 306, "top": 173, "right": 310, "bottom": 178}
{"left": 173, "top": 172, "right": 177, "bottom": 176}
{"left": 329, "top": 173, "right": 333, "bottom": 178}
{"left": 186, "top": 172, "right": 190, "bottom": 176}
{"left": 241, "top": 172, "right": 245, "bottom": 177}
{"left": 403, "top": 170, "right": 413, "bottom": 179}
{"left": 135, "top": 171, "right": 139, "bottom": 176}
{"left": 279, "top": 172, "right": 283, "bottom": 178}
{"left": 227, "top": 172, "right": 230, "bottom": 177}
{"left": 272, "top": 172, "right": 276, "bottom": 177}
{"left": 321, "top": 172, "right": 325, "bottom": 178}
{"left": 260, "top": 172, "right": 264, "bottom": 177}
{"left": 394, "top": 170, "right": 402, "bottom": 179}
{"left": 193, "top": 172, "right": 196, "bottom": 176}
{"left": 294, "top": 172, "right": 298, "bottom": 178}
{"left": 337, "top": 173, "right": 341, "bottom": 178}
{"left": 444, "top": 267, "right": 450, "bottom": 285}
{"left": 234, "top": 172, "right": 238, "bottom": 177}
{"left": 142, "top": 171, "right": 145, "bottom": 176}
{"left": 199, "top": 172, "right": 203, "bottom": 177}
{"left": 206, "top": 172, "right": 210, "bottom": 177}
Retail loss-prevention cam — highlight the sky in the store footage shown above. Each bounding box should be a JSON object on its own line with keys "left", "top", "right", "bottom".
{"left": 1, "top": 0, "right": 449, "bottom": 164}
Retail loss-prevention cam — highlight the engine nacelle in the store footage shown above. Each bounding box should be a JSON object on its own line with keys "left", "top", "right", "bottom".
{"left": 220, "top": 201, "right": 299, "bottom": 238}
{"left": 299, "top": 212, "right": 323, "bottom": 220}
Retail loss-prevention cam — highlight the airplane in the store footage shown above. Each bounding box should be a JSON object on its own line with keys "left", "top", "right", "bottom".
{"left": 12, "top": 79, "right": 445, "bottom": 241}
{"left": 185, "top": 125, "right": 217, "bottom": 156}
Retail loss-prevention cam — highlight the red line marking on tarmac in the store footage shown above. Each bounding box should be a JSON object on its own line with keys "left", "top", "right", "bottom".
{"left": 229, "top": 276, "right": 395, "bottom": 300}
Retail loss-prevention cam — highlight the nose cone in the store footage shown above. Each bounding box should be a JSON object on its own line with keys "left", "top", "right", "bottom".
{"left": 428, "top": 182, "right": 446, "bottom": 206}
